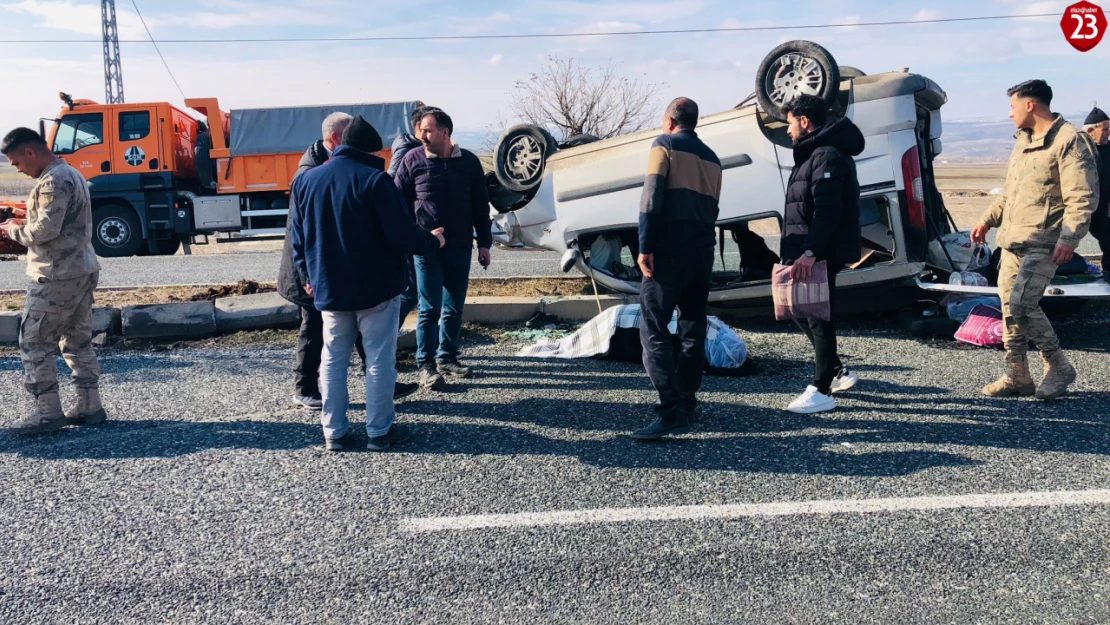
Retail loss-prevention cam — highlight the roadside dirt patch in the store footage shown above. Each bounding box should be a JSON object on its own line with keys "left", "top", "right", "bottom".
{"left": 0, "top": 277, "right": 598, "bottom": 311}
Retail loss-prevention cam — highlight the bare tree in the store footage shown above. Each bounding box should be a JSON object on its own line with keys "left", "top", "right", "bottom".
{"left": 503, "top": 56, "right": 663, "bottom": 143}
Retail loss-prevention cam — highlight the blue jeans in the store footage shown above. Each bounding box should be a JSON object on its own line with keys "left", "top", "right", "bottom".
{"left": 399, "top": 255, "right": 418, "bottom": 329}
{"left": 415, "top": 246, "right": 472, "bottom": 366}
{"left": 319, "top": 297, "right": 400, "bottom": 440}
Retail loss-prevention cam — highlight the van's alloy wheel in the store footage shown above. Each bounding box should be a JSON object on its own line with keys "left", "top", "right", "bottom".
{"left": 755, "top": 40, "right": 840, "bottom": 122}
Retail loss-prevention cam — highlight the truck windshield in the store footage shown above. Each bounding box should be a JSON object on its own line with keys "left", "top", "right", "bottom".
{"left": 52, "top": 113, "right": 104, "bottom": 155}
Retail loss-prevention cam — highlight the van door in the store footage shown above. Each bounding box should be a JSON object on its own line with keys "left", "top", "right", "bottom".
{"left": 50, "top": 111, "right": 109, "bottom": 178}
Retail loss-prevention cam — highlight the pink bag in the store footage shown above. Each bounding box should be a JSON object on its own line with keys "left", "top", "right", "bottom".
{"left": 772, "top": 261, "right": 831, "bottom": 321}
{"left": 954, "top": 304, "right": 1003, "bottom": 347}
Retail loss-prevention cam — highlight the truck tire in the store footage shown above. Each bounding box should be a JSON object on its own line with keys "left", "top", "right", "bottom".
{"left": 494, "top": 124, "right": 552, "bottom": 193}
{"left": 755, "top": 40, "right": 840, "bottom": 122}
{"left": 92, "top": 204, "right": 143, "bottom": 257}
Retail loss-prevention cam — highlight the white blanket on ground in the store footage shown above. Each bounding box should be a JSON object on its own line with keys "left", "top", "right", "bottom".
{"left": 517, "top": 304, "right": 748, "bottom": 369}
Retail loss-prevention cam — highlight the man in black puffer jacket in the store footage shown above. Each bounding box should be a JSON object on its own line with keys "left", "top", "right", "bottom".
{"left": 779, "top": 94, "right": 864, "bottom": 415}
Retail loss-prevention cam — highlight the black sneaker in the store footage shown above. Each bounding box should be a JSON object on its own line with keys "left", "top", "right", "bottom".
{"left": 293, "top": 394, "right": 323, "bottom": 411}
{"left": 437, "top": 358, "right": 471, "bottom": 378}
{"left": 632, "top": 407, "right": 693, "bottom": 440}
{"left": 325, "top": 431, "right": 361, "bottom": 452}
{"left": 653, "top": 399, "right": 698, "bottom": 423}
{"left": 418, "top": 365, "right": 447, "bottom": 391}
{"left": 394, "top": 381, "right": 419, "bottom": 400}
{"left": 367, "top": 423, "right": 416, "bottom": 452}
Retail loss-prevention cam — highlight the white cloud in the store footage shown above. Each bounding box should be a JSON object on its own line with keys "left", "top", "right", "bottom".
{"left": 833, "top": 15, "right": 863, "bottom": 31}
{"left": 2, "top": 0, "right": 148, "bottom": 39}
{"left": 541, "top": 0, "right": 705, "bottom": 25}
{"left": 489, "top": 54, "right": 503, "bottom": 66}
{"left": 912, "top": 9, "right": 939, "bottom": 22}
{"left": 588, "top": 21, "right": 643, "bottom": 33}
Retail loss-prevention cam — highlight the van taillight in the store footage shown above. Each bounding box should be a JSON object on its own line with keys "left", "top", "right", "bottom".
{"left": 901, "top": 145, "right": 926, "bottom": 230}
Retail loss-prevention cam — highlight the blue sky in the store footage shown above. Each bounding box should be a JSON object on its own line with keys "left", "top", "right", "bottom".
{"left": 2, "top": 0, "right": 1107, "bottom": 143}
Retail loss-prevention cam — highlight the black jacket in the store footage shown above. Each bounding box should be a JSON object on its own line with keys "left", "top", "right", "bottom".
{"left": 279, "top": 141, "right": 331, "bottom": 307}
{"left": 1091, "top": 142, "right": 1110, "bottom": 238}
{"left": 780, "top": 117, "right": 865, "bottom": 266}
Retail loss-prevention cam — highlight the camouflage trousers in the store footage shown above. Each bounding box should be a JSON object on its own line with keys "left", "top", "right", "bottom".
{"left": 20, "top": 271, "right": 101, "bottom": 397}
{"left": 998, "top": 248, "right": 1060, "bottom": 357}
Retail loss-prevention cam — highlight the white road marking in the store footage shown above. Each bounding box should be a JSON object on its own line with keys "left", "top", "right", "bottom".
{"left": 400, "top": 489, "right": 1110, "bottom": 533}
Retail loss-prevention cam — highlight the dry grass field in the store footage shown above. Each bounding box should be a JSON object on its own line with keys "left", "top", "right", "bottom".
{"left": 933, "top": 162, "right": 1007, "bottom": 229}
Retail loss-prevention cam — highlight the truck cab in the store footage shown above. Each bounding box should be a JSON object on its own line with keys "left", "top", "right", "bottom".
{"left": 44, "top": 93, "right": 204, "bottom": 256}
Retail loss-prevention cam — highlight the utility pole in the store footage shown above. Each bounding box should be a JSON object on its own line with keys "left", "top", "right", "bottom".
{"left": 102, "top": 0, "right": 124, "bottom": 103}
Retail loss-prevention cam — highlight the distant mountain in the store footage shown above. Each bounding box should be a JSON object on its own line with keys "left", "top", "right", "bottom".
{"left": 937, "top": 114, "right": 1089, "bottom": 163}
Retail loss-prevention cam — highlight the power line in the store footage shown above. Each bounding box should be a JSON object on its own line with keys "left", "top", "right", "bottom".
{"left": 130, "top": 0, "right": 185, "bottom": 99}
{"left": 1, "top": 12, "right": 1059, "bottom": 44}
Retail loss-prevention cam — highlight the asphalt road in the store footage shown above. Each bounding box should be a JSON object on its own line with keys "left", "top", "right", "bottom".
{"left": 1, "top": 232, "right": 1103, "bottom": 290}
{"left": 3, "top": 308, "right": 1110, "bottom": 624}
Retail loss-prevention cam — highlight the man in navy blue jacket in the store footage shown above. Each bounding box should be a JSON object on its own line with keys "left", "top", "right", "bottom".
{"left": 291, "top": 116, "right": 445, "bottom": 452}
{"left": 393, "top": 109, "right": 492, "bottom": 391}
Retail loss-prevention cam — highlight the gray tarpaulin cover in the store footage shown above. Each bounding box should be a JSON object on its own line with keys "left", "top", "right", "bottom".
{"left": 229, "top": 101, "right": 418, "bottom": 156}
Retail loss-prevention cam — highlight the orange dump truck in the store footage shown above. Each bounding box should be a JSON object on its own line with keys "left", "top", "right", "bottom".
{"left": 39, "top": 93, "right": 419, "bottom": 256}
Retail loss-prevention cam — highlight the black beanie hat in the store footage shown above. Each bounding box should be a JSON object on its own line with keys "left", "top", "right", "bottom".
{"left": 1085, "top": 106, "right": 1109, "bottom": 125}
{"left": 341, "top": 115, "right": 383, "bottom": 153}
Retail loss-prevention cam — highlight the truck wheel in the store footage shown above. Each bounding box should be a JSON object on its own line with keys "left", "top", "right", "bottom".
{"left": 755, "top": 40, "right": 840, "bottom": 122}
{"left": 92, "top": 204, "right": 143, "bottom": 257}
{"left": 494, "top": 124, "right": 552, "bottom": 193}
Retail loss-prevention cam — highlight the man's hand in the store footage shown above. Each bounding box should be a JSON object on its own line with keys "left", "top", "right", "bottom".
{"left": 431, "top": 227, "right": 446, "bottom": 248}
{"left": 303, "top": 283, "right": 314, "bottom": 296}
{"left": 789, "top": 254, "right": 816, "bottom": 281}
{"left": 970, "top": 222, "right": 990, "bottom": 245}
{"left": 0, "top": 220, "right": 22, "bottom": 241}
{"left": 478, "top": 247, "right": 491, "bottom": 269}
{"left": 1052, "top": 243, "right": 1074, "bottom": 266}
{"left": 637, "top": 253, "right": 654, "bottom": 279}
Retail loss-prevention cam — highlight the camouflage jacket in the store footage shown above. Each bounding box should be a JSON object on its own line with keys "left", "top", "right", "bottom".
{"left": 9, "top": 159, "right": 100, "bottom": 281}
{"left": 980, "top": 115, "right": 1098, "bottom": 251}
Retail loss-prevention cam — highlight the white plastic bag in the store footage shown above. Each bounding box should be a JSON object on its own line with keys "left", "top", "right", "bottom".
{"left": 927, "top": 231, "right": 990, "bottom": 272}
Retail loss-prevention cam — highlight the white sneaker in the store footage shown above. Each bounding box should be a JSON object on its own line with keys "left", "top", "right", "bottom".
{"left": 830, "top": 369, "right": 859, "bottom": 394}
{"left": 786, "top": 385, "right": 836, "bottom": 414}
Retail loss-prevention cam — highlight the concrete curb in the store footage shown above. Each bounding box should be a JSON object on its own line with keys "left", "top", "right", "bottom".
{"left": 0, "top": 311, "right": 18, "bottom": 345}
{"left": 122, "top": 301, "right": 217, "bottom": 340}
{"left": 1, "top": 295, "right": 636, "bottom": 346}
{"left": 215, "top": 293, "right": 301, "bottom": 333}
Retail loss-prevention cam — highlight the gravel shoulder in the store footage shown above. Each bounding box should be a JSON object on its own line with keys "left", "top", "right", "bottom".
{"left": 2, "top": 308, "right": 1110, "bottom": 623}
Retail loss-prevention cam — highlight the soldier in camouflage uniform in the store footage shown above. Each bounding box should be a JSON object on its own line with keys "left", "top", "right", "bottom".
{"left": 1, "top": 127, "right": 106, "bottom": 434}
{"left": 971, "top": 81, "right": 1098, "bottom": 400}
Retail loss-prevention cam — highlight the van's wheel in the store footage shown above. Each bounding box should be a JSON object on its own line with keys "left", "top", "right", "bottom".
{"left": 494, "top": 124, "right": 552, "bottom": 193}
{"left": 91, "top": 204, "right": 143, "bottom": 257}
{"left": 839, "top": 66, "right": 866, "bottom": 79}
{"left": 755, "top": 40, "right": 840, "bottom": 122}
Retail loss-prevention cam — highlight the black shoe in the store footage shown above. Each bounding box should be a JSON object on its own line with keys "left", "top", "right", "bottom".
{"left": 324, "top": 431, "right": 361, "bottom": 452}
{"left": 293, "top": 394, "right": 323, "bottom": 411}
{"left": 653, "top": 399, "right": 698, "bottom": 423}
{"left": 632, "top": 409, "right": 693, "bottom": 440}
{"left": 437, "top": 358, "right": 471, "bottom": 378}
{"left": 394, "top": 381, "right": 419, "bottom": 400}
{"left": 418, "top": 365, "right": 447, "bottom": 391}
{"left": 367, "top": 423, "right": 416, "bottom": 452}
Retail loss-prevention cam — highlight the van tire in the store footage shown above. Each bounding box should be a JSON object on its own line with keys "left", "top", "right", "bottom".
{"left": 494, "top": 124, "right": 552, "bottom": 193}
{"left": 755, "top": 40, "right": 840, "bottom": 122}
{"left": 91, "top": 204, "right": 143, "bottom": 257}
{"left": 839, "top": 66, "right": 866, "bottom": 79}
